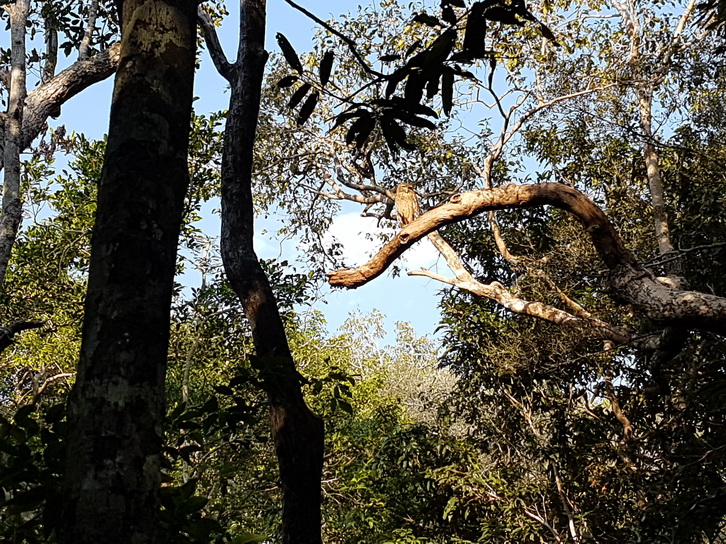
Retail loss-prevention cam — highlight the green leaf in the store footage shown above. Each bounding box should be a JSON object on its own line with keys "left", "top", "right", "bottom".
{"left": 319, "top": 50, "right": 334, "bottom": 87}
{"left": 277, "top": 75, "right": 298, "bottom": 88}
{"left": 297, "top": 92, "right": 319, "bottom": 126}
{"left": 276, "top": 33, "right": 303, "bottom": 73}
{"left": 288, "top": 83, "right": 311, "bottom": 109}
{"left": 232, "top": 534, "right": 268, "bottom": 544}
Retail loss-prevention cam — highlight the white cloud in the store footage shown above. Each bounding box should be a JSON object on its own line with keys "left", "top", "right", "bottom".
{"left": 324, "top": 213, "right": 439, "bottom": 270}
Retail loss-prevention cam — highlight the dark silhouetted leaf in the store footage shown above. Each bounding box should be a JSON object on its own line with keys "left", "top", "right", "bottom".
{"left": 413, "top": 12, "right": 442, "bottom": 27}
{"left": 345, "top": 114, "right": 376, "bottom": 149}
{"left": 442, "top": 5, "right": 458, "bottom": 24}
{"left": 463, "top": 3, "right": 488, "bottom": 59}
{"left": 443, "top": 0, "right": 466, "bottom": 6}
{"left": 276, "top": 33, "right": 303, "bottom": 73}
{"left": 381, "top": 115, "right": 415, "bottom": 153}
{"left": 428, "top": 29, "right": 457, "bottom": 67}
{"left": 483, "top": 5, "right": 524, "bottom": 25}
{"left": 511, "top": 0, "right": 538, "bottom": 21}
{"left": 385, "top": 67, "right": 409, "bottom": 97}
{"left": 277, "top": 75, "right": 298, "bottom": 88}
{"left": 319, "top": 50, "right": 334, "bottom": 87}
{"left": 426, "top": 73, "right": 441, "bottom": 99}
{"left": 539, "top": 22, "right": 560, "bottom": 45}
{"left": 388, "top": 109, "right": 437, "bottom": 130}
{"left": 380, "top": 53, "right": 401, "bottom": 62}
{"left": 297, "top": 92, "right": 319, "bottom": 126}
{"left": 442, "top": 69, "right": 454, "bottom": 116}
{"left": 404, "top": 70, "right": 426, "bottom": 104}
{"left": 331, "top": 109, "right": 365, "bottom": 131}
{"left": 374, "top": 96, "right": 439, "bottom": 118}
{"left": 405, "top": 40, "right": 422, "bottom": 57}
{"left": 288, "top": 83, "right": 311, "bottom": 109}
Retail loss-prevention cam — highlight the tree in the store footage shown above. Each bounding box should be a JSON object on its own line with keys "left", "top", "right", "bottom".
{"left": 0, "top": 0, "right": 121, "bottom": 288}
{"left": 59, "top": 1, "right": 198, "bottom": 542}
{"left": 197, "top": 2, "right": 325, "bottom": 541}
{"left": 258, "top": 0, "right": 726, "bottom": 538}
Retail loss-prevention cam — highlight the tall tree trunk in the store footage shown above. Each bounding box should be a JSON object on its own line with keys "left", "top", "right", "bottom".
{"left": 200, "top": 2, "right": 325, "bottom": 542}
{"left": 0, "top": 0, "right": 30, "bottom": 288}
{"left": 59, "top": 2, "right": 197, "bottom": 543}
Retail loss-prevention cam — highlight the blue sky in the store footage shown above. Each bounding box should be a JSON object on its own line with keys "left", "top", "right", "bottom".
{"left": 53, "top": 0, "right": 446, "bottom": 341}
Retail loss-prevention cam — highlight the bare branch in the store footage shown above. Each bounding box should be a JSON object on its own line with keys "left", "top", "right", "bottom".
{"left": 410, "top": 231, "right": 630, "bottom": 344}
{"left": 281, "top": 0, "right": 386, "bottom": 78}
{"left": 328, "top": 182, "right": 726, "bottom": 335}
{"left": 79, "top": 0, "right": 100, "bottom": 61}
{"left": 0, "top": 320, "right": 44, "bottom": 354}
{"left": 20, "top": 42, "right": 121, "bottom": 154}
{"left": 197, "top": 5, "right": 234, "bottom": 81}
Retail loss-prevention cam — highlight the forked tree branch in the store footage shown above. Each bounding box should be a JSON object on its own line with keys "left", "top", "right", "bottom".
{"left": 328, "top": 182, "right": 726, "bottom": 335}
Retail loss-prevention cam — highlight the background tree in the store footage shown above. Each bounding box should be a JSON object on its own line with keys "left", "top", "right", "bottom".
{"left": 0, "top": 0, "right": 121, "bottom": 288}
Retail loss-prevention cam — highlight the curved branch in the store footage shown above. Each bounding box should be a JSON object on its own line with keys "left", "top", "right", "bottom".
{"left": 21, "top": 42, "right": 121, "bottom": 152}
{"left": 328, "top": 182, "right": 726, "bottom": 335}
{"left": 413, "top": 231, "right": 630, "bottom": 344}
{"left": 197, "top": 5, "right": 234, "bottom": 81}
{"left": 0, "top": 320, "right": 43, "bottom": 354}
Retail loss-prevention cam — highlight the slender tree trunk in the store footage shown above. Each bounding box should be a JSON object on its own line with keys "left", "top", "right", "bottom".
{"left": 637, "top": 87, "right": 672, "bottom": 255}
{"left": 637, "top": 86, "right": 686, "bottom": 282}
{"left": 0, "top": 0, "right": 30, "bottom": 288}
{"left": 204, "top": 1, "right": 325, "bottom": 541}
{"left": 59, "top": 2, "right": 197, "bottom": 543}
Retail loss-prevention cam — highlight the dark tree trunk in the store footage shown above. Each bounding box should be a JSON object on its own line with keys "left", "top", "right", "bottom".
{"left": 59, "top": 1, "right": 197, "bottom": 543}
{"left": 200, "top": 1, "right": 325, "bottom": 542}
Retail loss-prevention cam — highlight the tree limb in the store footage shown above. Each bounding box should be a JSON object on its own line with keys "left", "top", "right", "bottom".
{"left": 328, "top": 182, "right": 726, "bottom": 335}
{"left": 197, "top": 5, "right": 233, "bottom": 81}
{"left": 20, "top": 42, "right": 121, "bottom": 154}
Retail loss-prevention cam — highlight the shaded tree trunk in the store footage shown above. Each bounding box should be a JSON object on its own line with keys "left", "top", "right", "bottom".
{"left": 59, "top": 1, "right": 197, "bottom": 543}
{"left": 199, "top": 2, "right": 325, "bottom": 542}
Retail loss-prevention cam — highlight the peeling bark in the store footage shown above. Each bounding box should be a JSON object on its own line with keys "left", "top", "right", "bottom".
{"left": 328, "top": 183, "right": 726, "bottom": 335}
{"left": 59, "top": 1, "right": 197, "bottom": 543}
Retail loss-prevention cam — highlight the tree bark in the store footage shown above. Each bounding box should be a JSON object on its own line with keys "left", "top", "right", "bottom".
{"left": 200, "top": 3, "right": 325, "bottom": 542}
{"left": 0, "top": 0, "right": 30, "bottom": 288}
{"left": 59, "top": 2, "right": 197, "bottom": 543}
